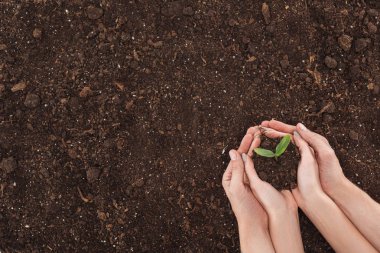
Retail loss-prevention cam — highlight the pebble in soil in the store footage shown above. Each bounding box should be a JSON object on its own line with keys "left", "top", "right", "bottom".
{"left": 0, "top": 157, "right": 17, "bottom": 175}
{"left": 325, "top": 56, "right": 337, "bottom": 69}
{"left": 24, "top": 93, "right": 40, "bottom": 108}
{"left": 86, "top": 6, "right": 103, "bottom": 20}
{"left": 254, "top": 138, "right": 299, "bottom": 190}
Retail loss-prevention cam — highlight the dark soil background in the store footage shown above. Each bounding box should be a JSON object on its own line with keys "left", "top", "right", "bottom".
{"left": 0, "top": 0, "right": 379, "bottom": 252}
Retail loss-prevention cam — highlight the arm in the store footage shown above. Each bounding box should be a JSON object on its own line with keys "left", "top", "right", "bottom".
{"left": 243, "top": 127, "right": 304, "bottom": 253}
{"left": 294, "top": 189, "right": 377, "bottom": 253}
{"left": 223, "top": 136, "right": 276, "bottom": 253}
{"left": 267, "top": 204, "right": 304, "bottom": 253}
{"left": 261, "top": 120, "right": 380, "bottom": 251}
{"left": 327, "top": 177, "right": 380, "bottom": 250}
{"left": 238, "top": 220, "right": 275, "bottom": 253}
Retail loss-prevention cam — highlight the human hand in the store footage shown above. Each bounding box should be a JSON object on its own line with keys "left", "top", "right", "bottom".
{"left": 222, "top": 134, "right": 274, "bottom": 253}
{"left": 222, "top": 134, "right": 269, "bottom": 226}
{"left": 251, "top": 121, "right": 378, "bottom": 253}
{"left": 243, "top": 126, "right": 304, "bottom": 253}
{"left": 260, "top": 120, "right": 345, "bottom": 195}
{"left": 244, "top": 127, "right": 299, "bottom": 216}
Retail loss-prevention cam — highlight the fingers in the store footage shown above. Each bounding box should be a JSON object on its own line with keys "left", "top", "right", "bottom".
{"left": 248, "top": 134, "right": 261, "bottom": 157}
{"left": 243, "top": 153, "right": 260, "bottom": 185}
{"left": 246, "top": 126, "right": 260, "bottom": 135}
{"left": 295, "top": 123, "right": 337, "bottom": 160}
{"left": 237, "top": 134, "right": 254, "bottom": 154}
{"left": 229, "top": 150, "right": 245, "bottom": 188}
{"left": 222, "top": 163, "right": 232, "bottom": 191}
{"left": 247, "top": 127, "right": 262, "bottom": 157}
{"left": 262, "top": 119, "right": 297, "bottom": 133}
{"left": 293, "top": 131, "right": 315, "bottom": 158}
{"left": 260, "top": 126, "right": 294, "bottom": 142}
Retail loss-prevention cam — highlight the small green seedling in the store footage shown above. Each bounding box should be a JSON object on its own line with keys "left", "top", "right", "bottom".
{"left": 254, "top": 135, "right": 291, "bottom": 159}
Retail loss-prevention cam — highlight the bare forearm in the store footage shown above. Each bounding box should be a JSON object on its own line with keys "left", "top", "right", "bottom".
{"left": 300, "top": 191, "right": 377, "bottom": 253}
{"left": 238, "top": 222, "right": 275, "bottom": 253}
{"left": 328, "top": 177, "right": 380, "bottom": 250}
{"left": 268, "top": 211, "right": 304, "bottom": 253}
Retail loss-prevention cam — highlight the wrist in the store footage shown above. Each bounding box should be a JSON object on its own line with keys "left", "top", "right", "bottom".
{"left": 323, "top": 174, "right": 349, "bottom": 198}
{"left": 296, "top": 188, "right": 326, "bottom": 211}
{"left": 238, "top": 222, "right": 271, "bottom": 253}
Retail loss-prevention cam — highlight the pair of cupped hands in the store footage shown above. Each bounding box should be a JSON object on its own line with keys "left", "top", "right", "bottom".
{"left": 222, "top": 120, "right": 344, "bottom": 246}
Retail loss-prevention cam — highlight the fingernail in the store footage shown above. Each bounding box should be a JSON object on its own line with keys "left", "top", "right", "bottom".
{"left": 298, "top": 123, "right": 307, "bottom": 131}
{"left": 229, "top": 150, "right": 237, "bottom": 160}
{"left": 242, "top": 153, "right": 247, "bottom": 163}
{"left": 294, "top": 131, "right": 300, "bottom": 137}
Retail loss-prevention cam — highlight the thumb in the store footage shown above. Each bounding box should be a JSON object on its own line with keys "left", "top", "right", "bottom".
{"left": 296, "top": 123, "right": 332, "bottom": 154}
{"left": 229, "top": 150, "right": 245, "bottom": 188}
{"left": 242, "top": 154, "right": 260, "bottom": 182}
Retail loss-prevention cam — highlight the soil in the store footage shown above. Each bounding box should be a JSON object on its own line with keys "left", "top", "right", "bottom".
{"left": 255, "top": 137, "right": 299, "bottom": 190}
{"left": 0, "top": 1, "right": 379, "bottom": 252}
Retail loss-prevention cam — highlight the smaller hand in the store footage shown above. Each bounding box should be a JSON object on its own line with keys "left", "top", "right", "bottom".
{"left": 222, "top": 134, "right": 275, "bottom": 253}
{"left": 223, "top": 149, "right": 275, "bottom": 253}
{"left": 222, "top": 148, "right": 269, "bottom": 227}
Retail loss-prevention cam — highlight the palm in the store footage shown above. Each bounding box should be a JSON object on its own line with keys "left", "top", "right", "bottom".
{"left": 231, "top": 184, "right": 268, "bottom": 222}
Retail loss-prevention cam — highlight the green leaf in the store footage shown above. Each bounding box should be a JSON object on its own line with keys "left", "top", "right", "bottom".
{"left": 275, "top": 135, "right": 291, "bottom": 157}
{"left": 254, "top": 148, "right": 275, "bottom": 158}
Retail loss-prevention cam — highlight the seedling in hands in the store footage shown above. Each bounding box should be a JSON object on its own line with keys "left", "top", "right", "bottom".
{"left": 254, "top": 135, "right": 291, "bottom": 159}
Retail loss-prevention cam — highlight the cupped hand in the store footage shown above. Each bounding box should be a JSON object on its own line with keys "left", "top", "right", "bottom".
{"left": 243, "top": 126, "right": 304, "bottom": 253}
{"left": 244, "top": 126, "right": 299, "bottom": 216}
{"left": 222, "top": 134, "right": 275, "bottom": 253}
{"left": 260, "top": 120, "right": 345, "bottom": 195}
{"left": 222, "top": 134, "right": 269, "bottom": 227}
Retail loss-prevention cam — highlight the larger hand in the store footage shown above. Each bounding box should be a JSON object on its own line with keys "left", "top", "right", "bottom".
{"left": 244, "top": 127, "right": 304, "bottom": 253}
{"left": 260, "top": 120, "right": 345, "bottom": 195}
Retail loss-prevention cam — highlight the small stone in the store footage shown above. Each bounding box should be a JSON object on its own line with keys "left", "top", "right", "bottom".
{"left": 32, "top": 28, "right": 42, "bottom": 39}
{"left": 86, "top": 168, "right": 101, "bottom": 183}
{"left": 183, "top": 6, "right": 194, "bottom": 16}
{"left": 0, "top": 84, "right": 5, "bottom": 94}
{"left": 338, "top": 34, "right": 353, "bottom": 52}
{"left": 324, "top": 56, "right": 337, "bottom": 69}
{"left": 280, "top": 55, "right": 289, "bottom": 69}
{"left": 79, "top": 86, "right": 92, "bottom": 98}
{"left": 261, "top": 3, "right": 271, "bottom": 24}
{"left": 242, "top": 37, "right": 250, "bottom": 44}
{"left": 321, "top": 100, "right": 336, "bottom": 113}
{"left": 147, "top": 39, "right": 163, "bottom": 48}
{"left": 373, "top": 85, "right": 380, "bottom": 95}
{"left": 67, "top": 149, "right": 77, "bottom": 159}
{"left": 86, "top": 6, "right": 103, "bottom": 20}
{"left": 367, "top": 22, "right": 377, "bottom": 34}
{"left": 228, "top": 19, "right": 238, "bottom": 27}
{"left": 97, "top": 210, "right": 107, "bottom": 221}
{"left": 0, "top": 157, "right": 17, "bottom": 174}
{"left": 355, "top": 38, "right": 368, "bottom": 52}
{"left": 11, "top": 82, "right": 27, "bottom": 92}
{"left": 349, "top": 130, "right": 359, "bottom": 141}
{"left": 323, "top": 113, "right": 334, "bottom": 123}
{"left": 134, "top": 178, "right": 144, "bottom": 187}
{"left": 367, "top": 9, "right": 378, "bottom": 17}
{"left": 24, "top": 93, "right": 40, "bottom": 108}
{"left": 0, "top": 44, "right": 6, "bottom": 50}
